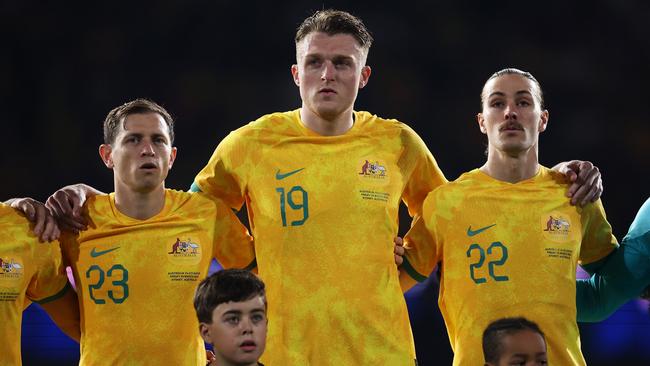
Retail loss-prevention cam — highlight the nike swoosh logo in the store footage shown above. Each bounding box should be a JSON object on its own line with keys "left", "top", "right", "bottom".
{"left": 275, "top": 168, "right": 305, "bottom": 180}
{"left": 467, "top": 224, "right": 496, "bottom": 237}
{"left": 90, "top": 247, "right": 120, "bottom": 258}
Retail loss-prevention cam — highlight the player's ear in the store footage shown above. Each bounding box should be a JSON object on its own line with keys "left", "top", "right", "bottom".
{"left": 168, "top": 147, "right": 178, "bottom": 169}
{"left": 199, "top": 323, "right": 212, "bottom": 343}
{"left": 538, "top": 109, "right": 549, "bottom": 133}
{"left": 291, "top": 64, "right": 300, "bottom": 86}
{"left": 359, "top": 65, "right": 371, "bottom": 89}
{"left": 99, "top": 144, "right": 114, "bottom": 169}
{"left": 477, "top": 113, "right": 487, "bottom": 134}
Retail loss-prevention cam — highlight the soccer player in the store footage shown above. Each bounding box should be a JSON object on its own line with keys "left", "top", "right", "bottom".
{"left": 194, "top": 269, "right": 267, "bottom": 366}
{"left": 44, "top": 11, "right": 601, "bottom": 366}
{"left": 576, "top": 197, "right": 650, "bottom": 321}
{"left": 482, "top": 317, "right": 548, "bottom": 366}
{"left": 400, "top": 68, "right": 618, "bottom": 365}
{"left": 54, "top": 99, "right": 254, "bottom": 365}
{"left": 0, "top": 198, "right": 80, "bottom": 365}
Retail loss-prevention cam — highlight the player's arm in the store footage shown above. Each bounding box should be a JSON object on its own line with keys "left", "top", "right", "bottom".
{"left": 46, "top": 183, "right": 105, "bottom": 232}
{"left": 37, "top": 285, "right": 81, "bottom": 342}
{"left": 6, "top": 197, "right": 60, "bottom": 242}
{"left": 211, "top": 197, "right": 256, "bottom": 271}
{"left": 576, "top": 198, "right": 650, "bottom": 322}
{"left": 551, "top": 160, "right": 602, "bottom": 206}
{"left": 399, "top": 214, "right": 438, "bottom": 293}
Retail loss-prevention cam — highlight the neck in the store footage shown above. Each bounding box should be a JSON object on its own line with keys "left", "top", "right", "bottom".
{"left": 300, "top": 105, "right": 354, "bottom": 136}
{"left": 480, "top": 145, "right": 540, "bottom": 183}
{"left": 113, "top": 183, "right": 166, "bottom": 220}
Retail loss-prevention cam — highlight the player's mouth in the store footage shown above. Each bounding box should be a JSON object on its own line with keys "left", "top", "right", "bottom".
{"left": 318, "top": 88, "right": 337, "bottom": 95}
{"left": 499, "top": 123, "right": 524, "bottom": 132}
{"left": 239, "top": 340, "right": 257, "bottom": 352}
{"left": 139, "top": 162, "right": 158, "bottom": 170}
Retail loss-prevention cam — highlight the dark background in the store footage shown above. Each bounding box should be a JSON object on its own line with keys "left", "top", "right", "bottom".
{"left": 4, "top": 0, "right": 649, "bottom": 364}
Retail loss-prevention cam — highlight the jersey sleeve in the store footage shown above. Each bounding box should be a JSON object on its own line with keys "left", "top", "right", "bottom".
{"left": 578, "top": 199, "right": 618, "bottom": 266}
{"left": 26, "top": 241, "right": 70, "bottom": 304}
{"left": 211, "top": 198, "right": 256, "bottom": 270}
{"left": 193, "top": 131, "right": 249, "bottom": 210}
{"left": 400, "top": 127, "right": 448, "bottom": 217}
{"left": 403, "top": 196, "right": 442, "bottom": 282}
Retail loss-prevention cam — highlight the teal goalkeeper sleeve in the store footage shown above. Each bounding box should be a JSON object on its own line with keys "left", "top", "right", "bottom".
{"left": 577, "top": 198, "right": 650, "bottom": 322}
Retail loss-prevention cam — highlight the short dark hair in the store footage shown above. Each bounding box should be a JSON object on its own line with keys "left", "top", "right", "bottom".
{"left": 103, "top": 98, "right": 175, "bottom": 145}
{"left": 481, "top": 68, "right": 545, "bottom": 109}
{"left": 295, "top": 9, "right": 373, "bottom": 51}
{"left": 482, "top": 317, "right": 546, "bottom": 363}
{"left": 194, "top": 269, "right": 266, "bottom": 324}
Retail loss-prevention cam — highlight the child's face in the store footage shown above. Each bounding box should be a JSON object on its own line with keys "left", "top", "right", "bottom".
{"left": 495, "top": 329, "right": 547, "bottom": 366}
{"left": 200, "top": 295, "right": 267, "bottom": 366}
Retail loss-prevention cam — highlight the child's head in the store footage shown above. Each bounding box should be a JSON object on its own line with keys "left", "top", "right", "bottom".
{"left": 482, "top": 317, "right": 547, "bottom": 366}
{"left": 194, "top": 269, "right": 267, "bottom": 366}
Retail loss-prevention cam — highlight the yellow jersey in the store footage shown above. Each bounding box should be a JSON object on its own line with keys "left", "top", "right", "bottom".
{"left": 0, "top": 203, "right": 69, "bottom": 366}
{"left": 61, "top": 190, "right": 254, "bottom": 365}
{"left": 404, "top": 167, "right": 618, "bottom": 365}
{"left": 194, "top": 109, "right": 447, "bottom": 365}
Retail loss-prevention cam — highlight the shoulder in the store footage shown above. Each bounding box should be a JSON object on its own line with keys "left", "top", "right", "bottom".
{"left": 356, "top": 111, "right": 428, "bottom": 149}
{"left": 228, "top": 110, "right": 299, "bottom": 138}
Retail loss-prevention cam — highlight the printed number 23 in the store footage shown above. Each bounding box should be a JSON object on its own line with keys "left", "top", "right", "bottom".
{"left": 466, "top": 241, "right": 509, "bottom": 284}
{"left": 86, "top": 264, "right": 129, "bottom": 304}
{"left": 276, "top": 186, "right": 309, "bottom": 226}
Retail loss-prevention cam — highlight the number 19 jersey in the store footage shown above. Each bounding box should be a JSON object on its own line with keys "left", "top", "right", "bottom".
{"left": 194, "top": 109, "right": 447, "bottom": 365}
{"left": 403, "top": 167, "right": 618, "bottom": 365}
{"left": 60, "top": 190, "right": 255, "bottom": 366}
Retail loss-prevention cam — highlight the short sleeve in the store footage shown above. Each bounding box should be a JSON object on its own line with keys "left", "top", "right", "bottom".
{"left": 579, "top": 199, "right": 619, "bottom": 265}
{"left": 403, "top": 196, "right": 442, "bottom": 282}
{"left": 26, "top": 241, "right": 69, "bottom": 304}
{"left": 211, "top": 199, "right": 256, "bottom": 270}
{"left": 399, "top": 126, "right": 448, "bottom": 217}
{"left": 193, "top": 131, "right": 249, "bottom": 210}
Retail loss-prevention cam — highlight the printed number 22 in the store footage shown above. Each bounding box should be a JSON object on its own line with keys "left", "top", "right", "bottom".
{"left": 276, "top": 186, "right": 309, "bottom": 226}
{"left": 466, "top": 241, "right": 509, "bottom": 284}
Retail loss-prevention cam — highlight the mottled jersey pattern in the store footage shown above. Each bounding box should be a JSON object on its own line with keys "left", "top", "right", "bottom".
{"left": 61, "top": 190, "right": 254, "bottom": 365}
{"left": 0, "top": 203, "right": 69, "bottom": 365}
{"left": 194, "top": 109, "right": 447, "bottom": 365}
{"left": 404, "top": 167, "right": 618, "bottom": 366}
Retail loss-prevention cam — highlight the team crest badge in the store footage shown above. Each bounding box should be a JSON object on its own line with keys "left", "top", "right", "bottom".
{"left": 540, "top": 212, "right": 575, "bottom": 243}
{"left": 166, "top": 238, "right": 202, "bottom": 265}
{"left": 358, "top": 159, "right": 390, "bottom": 185}
{"left": 0, "top": 257, "right": 24, "bottom": 282}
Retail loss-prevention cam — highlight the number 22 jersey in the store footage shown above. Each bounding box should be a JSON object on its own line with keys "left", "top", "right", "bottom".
{"left": 403, "top": 167, "right": 617, "bottom": 365}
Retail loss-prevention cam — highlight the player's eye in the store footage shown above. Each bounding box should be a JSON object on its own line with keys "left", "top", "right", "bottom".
{"left": 251, "top": 313, "right": 265, "bottom": 323}
{"left": 224, "top": 316, "right": 239, "bottom": 325}
{"left": 517, "top": 99, "right": 531, "bottom": 107}
{"left": 490, "top": 101, "right": 504, "bottom": 108}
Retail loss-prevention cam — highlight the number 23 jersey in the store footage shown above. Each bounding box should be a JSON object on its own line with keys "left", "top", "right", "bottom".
{"left": 60, "top": 190, "right": 254, "bottom": 366}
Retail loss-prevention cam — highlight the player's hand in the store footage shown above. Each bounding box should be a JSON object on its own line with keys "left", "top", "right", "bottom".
{"left": 206, "top": 350, "right": 216, "bottom": 365}
{"left": 553, "top": 160, "right": 602, "bottom": 206}
{"left": 10, "top": 197, "right": 61, "bottom": 242}
{"left": 394, "top": 236, "right": 405, "bottom": 266}
{"left": 45, "top": 184, "right": 99, "bottom": 232}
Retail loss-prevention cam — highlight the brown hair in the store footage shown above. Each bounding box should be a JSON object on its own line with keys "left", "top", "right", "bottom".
{"left": 103, "top": 98, "right": 174, "bottom": 144}
{"left": 481, "top": 68, "right": 545, "bottom": 109}
{"left": 295, "top": 9, "right": 373, "bottom": 51}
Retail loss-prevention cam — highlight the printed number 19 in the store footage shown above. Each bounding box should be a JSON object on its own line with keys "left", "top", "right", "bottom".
{"left": 276, "top": 186, "right": 309, "bottom": 226}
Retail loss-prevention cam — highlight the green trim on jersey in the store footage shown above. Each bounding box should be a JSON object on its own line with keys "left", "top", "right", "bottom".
{"left": 189, "top": 182, "right": 202, "bottom": 193}
{"left": 402, "top": 257, "right": 428, "bottom": 283}
{"left": 34, "top": 282, "right": 71, "bottom": 304}
{"left": 244, "top": 258, "right": 257, "bottom": 271}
